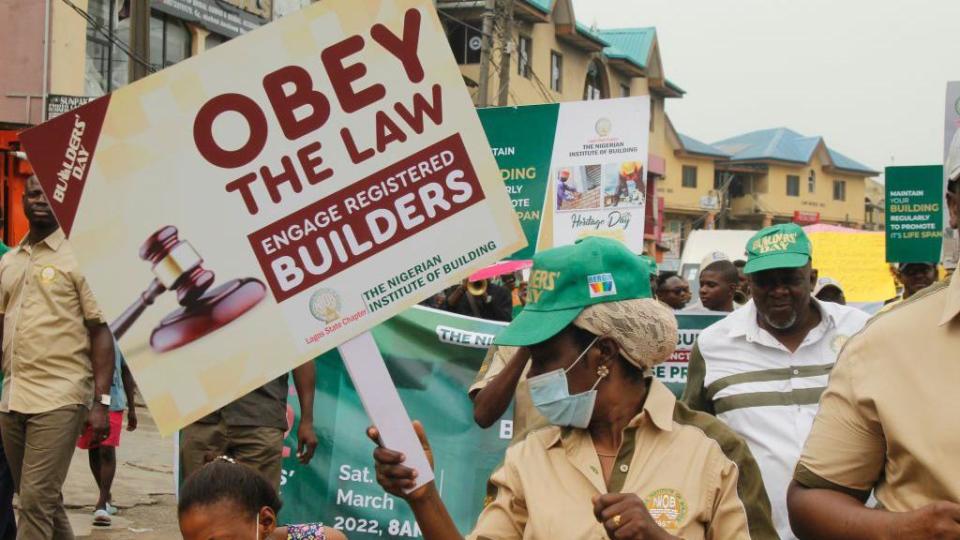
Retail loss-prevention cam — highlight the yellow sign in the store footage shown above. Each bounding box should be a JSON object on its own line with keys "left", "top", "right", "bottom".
{"left": 808, "top": 231, "right": 896, "bottom": 303}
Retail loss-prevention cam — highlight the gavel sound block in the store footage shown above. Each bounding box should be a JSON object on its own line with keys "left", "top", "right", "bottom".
{"left": 110, "top": 226, "right": 266, "bottom": 352}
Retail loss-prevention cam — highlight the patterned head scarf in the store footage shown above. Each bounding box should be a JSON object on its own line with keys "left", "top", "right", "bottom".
{"left": 573, "top": 298, "right": 677, "bottom": 370}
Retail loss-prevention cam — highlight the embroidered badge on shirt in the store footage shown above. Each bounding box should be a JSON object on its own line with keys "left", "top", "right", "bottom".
{"left": 39, "top": 266, "right": 56, "bottom": 284}
{"left": 587, "top": 273, "right": 617, "bottom": 298}
{"left": 831, "top": 334, "right": 850, "bottom": 353}
{"left": 644, "top": 488, "right": 688, "bottom": 531}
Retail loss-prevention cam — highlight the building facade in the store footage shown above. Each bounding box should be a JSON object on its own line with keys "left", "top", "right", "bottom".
{"left": 439, "top": 0, "right": 691, "bottom": 254}
{"left": 709, "top": 128, "right": 879, "bottom": 230}
{"left": 864, "top": 177, "right": 885, "bottom": 231}
{"left": 0, "top": 0, "right": 278, "bottom": 246}
{"left": 1, "top": 0, "right": 880, "bottom": 256}
{"left": 0, "top": 0, "right": 275, "bottom": 129}
{"left": 657, "top": 121, "right": 731, "bottom": 259}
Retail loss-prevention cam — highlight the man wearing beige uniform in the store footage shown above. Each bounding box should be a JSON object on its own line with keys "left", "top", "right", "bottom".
{"left": 786, "top": 142, "right": 960, "bottom": 539}
{"left": 0, "top": 176, "right": 115, "bottom": 539}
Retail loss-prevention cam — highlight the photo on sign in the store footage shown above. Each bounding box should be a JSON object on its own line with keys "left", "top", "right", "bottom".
{"left": 554, "top": 165, "right": 601, "bottom": 211}
{"left": 601, "top": 161, "right": 645, "bottom": 209}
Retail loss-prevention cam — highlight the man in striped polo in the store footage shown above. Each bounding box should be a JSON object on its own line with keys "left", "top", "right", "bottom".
{"left": 682, "top": 223, "right": 869, "bottom": 539}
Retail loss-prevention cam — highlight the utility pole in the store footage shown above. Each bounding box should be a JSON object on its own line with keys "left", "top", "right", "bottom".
{"left": 476, "top": 0, "right": 496, "bottom": 107}
{"left": 496, "top": 0, "right": 514, "bottom": 106}
{"left": 717, "top": 171, "right": 735, "bottom": 229}
{"left": 128, "top": 0, "right": 151, "bottom": 82}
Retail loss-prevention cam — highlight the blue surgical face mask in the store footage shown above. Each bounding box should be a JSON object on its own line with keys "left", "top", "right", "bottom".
{"left": 527, "top": 336, "right": 605, "bottom": 429}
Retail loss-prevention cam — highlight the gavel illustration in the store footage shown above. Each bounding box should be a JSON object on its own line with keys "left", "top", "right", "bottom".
{"left": 110, "top": 226, "right": 266, "bottom": 352}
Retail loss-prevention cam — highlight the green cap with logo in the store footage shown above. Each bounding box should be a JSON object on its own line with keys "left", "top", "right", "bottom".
{"left": 494, "top": 237, "right": 653, "bottom": 347}
{"left": 744, "top": 223, "right": 812, "bottom": 274}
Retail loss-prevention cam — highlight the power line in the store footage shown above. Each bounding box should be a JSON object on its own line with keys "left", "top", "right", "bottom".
{"left": 60, "top": 0, "right": 155, "bottom": 75}
{"left": 487, "top": 1, "right": 557, "bottom": 104}
{"left": 437, "top": 7, "right": 555, "bottom": 105}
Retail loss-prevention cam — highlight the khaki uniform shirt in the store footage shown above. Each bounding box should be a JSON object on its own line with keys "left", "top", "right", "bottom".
{"left": 469, "top": 345, "right": 548, "bottom": 443}
{"left": 197, "top": 374, "right": 290, "bottom": 430}
{"left": 0, "top": 229, "right": 104, "bottom": 414}
{"left": 469, "top": 379, "right": 777, "bottom": 540}
{"left": 795, "top": 272, "right": 960, "bottom": 510}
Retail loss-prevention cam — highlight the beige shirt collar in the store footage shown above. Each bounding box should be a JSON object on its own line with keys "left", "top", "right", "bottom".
{"left": 939, "top": 266, "right": 960, "bottom": 325}
{"left": 18, "top": 228, "right": 66, "bottom": 252}
{"left": 544, "top": 378, "right": 677, "bottom": 449}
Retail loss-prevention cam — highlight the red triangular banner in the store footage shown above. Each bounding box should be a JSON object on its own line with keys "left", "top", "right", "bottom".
{"left": 19, "top": 95, "right": 112, "bottom": 237}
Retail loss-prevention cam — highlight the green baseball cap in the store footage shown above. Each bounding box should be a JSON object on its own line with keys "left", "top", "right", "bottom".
{"left": 744, "top": 223, "right": 812, "bottom": 274}
{"left": 495, "top": 237, "right": 653, "bottom": 346}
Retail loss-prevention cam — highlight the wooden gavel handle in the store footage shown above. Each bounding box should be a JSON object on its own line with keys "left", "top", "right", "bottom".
{"left": 110, "top": 279, "right": 167, "bottom": 339}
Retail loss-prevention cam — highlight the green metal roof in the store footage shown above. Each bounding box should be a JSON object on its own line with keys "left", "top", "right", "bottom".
{"left": 596, "top": 27, "right": 656, "bottom": 70}
{"left": 522, "top": 0, "right": 552, "bottom": 14}
{"left": 575, "top": 21, "right": 610, "bottom": 47}
{"left": 665, "top": 79, "right": 685, "bottom": 95}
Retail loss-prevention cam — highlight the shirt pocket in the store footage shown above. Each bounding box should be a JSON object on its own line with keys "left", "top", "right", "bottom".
{"left": 34, "top": 265, "right": 80, "bottom": 312}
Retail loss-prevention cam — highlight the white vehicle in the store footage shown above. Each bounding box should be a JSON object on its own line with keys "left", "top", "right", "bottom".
{"left": 678, "top": 229, "right": 757, "bottom": 289}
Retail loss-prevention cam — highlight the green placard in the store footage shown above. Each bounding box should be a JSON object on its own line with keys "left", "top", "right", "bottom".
{"left": 477, "top": 104, "right": 559, "bottom": 260}
{"left": 653, "top": 313, "right": 725, "bottom": 398}
{"left": 277, "top": 307, "right": 510, "bottom": 538}
{"left": 886, "top": 165, "right": 944, "bottom": 263}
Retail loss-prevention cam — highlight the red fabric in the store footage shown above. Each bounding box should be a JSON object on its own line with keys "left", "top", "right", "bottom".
{"left": 76, "top": 411, "right": 123, "bottom": 449}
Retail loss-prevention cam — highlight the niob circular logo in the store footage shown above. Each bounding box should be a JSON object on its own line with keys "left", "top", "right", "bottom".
{"left": 309, "top": 288, "right": 341, "bottom": 323}
{"left": 954, "top": 96, "right": 960, "bottom": 117}
{"left": 595, "top": 118, "right": 612, "bottom": 137}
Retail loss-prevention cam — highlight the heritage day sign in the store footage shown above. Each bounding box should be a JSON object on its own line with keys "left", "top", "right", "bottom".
{"left": 478, "top": 97, "right": 651, "bottom": 258}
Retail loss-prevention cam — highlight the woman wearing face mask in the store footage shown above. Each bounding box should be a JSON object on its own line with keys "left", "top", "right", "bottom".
{"left": 178, "top": 458, "right": 348, "bottom": 540}
{"left": 370, "top": 237, "right": 777, "bottom": 540}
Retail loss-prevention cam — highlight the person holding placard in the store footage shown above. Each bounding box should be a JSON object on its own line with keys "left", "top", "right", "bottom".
{"left": 372, "top": 238, "right": 777, "bottom": 539}
{"left": 470, "top": 258, "right": 658, "bottom": 442}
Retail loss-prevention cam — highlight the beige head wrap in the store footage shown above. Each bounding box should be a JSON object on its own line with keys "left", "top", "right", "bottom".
{"left": 573, "top": 298, "right": 678, "bottom": 370}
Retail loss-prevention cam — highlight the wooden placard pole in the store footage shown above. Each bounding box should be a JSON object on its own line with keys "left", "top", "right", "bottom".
{"left": 338, "top": 331, "right": 433, "bottom": 492}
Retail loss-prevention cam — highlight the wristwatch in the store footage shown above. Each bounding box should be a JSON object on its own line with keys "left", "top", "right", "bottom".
{"left": 97, "top": 394, "right": 111, "bottom": 407}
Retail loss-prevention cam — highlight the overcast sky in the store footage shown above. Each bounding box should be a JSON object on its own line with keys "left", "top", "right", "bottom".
{"left": 572, "top": 0, "right": 960, "bottom": 178}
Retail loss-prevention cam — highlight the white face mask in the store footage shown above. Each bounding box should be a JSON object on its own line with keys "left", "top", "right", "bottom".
{"left": 255, "top": 512, "right": 260, "bottom": 540}
{"left": 527, "top": 336, "right": 606, "bottom": 429}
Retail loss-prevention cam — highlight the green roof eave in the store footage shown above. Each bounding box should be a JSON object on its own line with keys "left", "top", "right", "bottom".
{"left": 596, "top": 27, "right": 656, "bottom": 70}
{"left": 666, "top": 79, "right": 685, "bottom": 95}
{"left": 521, "top": 0, "right": 551, "bottom": 14}
{"left": 575, "top": 22, "right": 610, "bottom": 47}
{"left": 604, "top": 50, "right": 645, "bottom": 71}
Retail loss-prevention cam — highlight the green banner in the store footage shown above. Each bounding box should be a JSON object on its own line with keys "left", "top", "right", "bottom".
{"left": 886, "top": 165, "right": 944, "bottom": 263}
{"left": 278, "top": 307, "right": 510, "bottom": 537}
{"left": 478, "top": 104, "right": 559, "bottom": 260}
{"left": 654, "top": 313, "right": 725, "bottom": 398}
{"left": 178, "top": 308, "right": 724, "bottom": 537}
